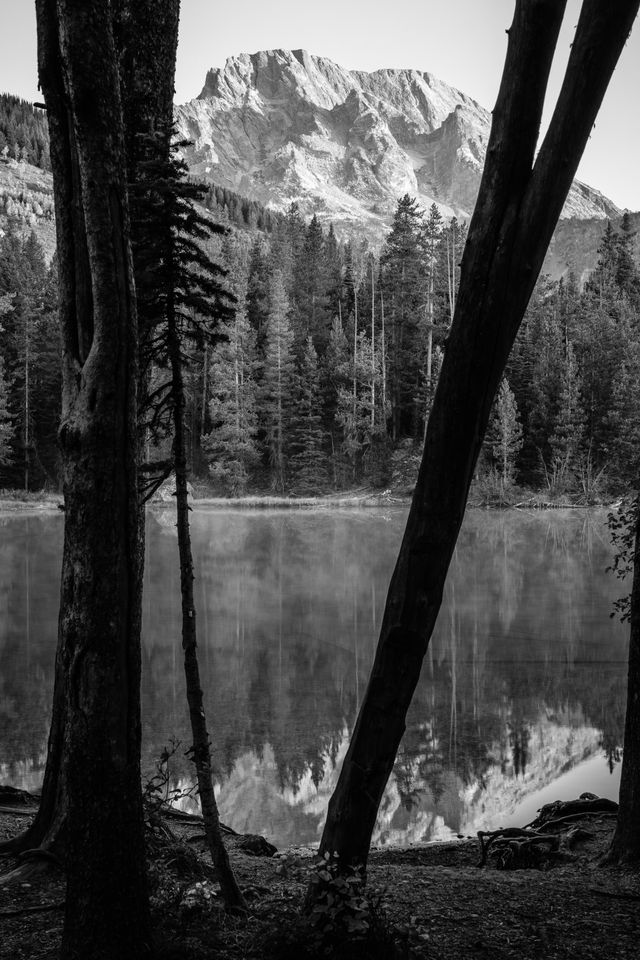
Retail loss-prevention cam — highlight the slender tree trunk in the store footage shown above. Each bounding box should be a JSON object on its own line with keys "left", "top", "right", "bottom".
{"left": 316, "top": 0, "right": 640, "bottom": 872}
{"left": 446, "top": 230, "right": 456, "bottom": 325}
{"left": 352, "top": 285, "right": 358, "bottom": 480}
{"left": 24, "top": 311, "right": 29, "bottom": 491}
{"left": 380, "top": 290, "right": 386, "bottom": 430}
{"left": 166, "top": 295, "right": 246, "bottom": 912}
{"left": 276, "top": 330, "right": 284, "bottom": 491}
{"left": 425, "top": 262, "right": 433, "bottom": 443}
{"left": 201, "top": 343, "right": 208, "bottom": 436}
{"left": 604, "top": 494, "right": 640, "bottom": 863}
{"left": 371, "top": 263, "right": 375, "bottom": 432}
{"left": 33, "top": 3, "right": 151, "bottom": 956}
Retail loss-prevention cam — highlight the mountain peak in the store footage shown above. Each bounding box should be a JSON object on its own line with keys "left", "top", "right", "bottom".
{"left": 179, "top": 48, "right": 620, "bottom": 244}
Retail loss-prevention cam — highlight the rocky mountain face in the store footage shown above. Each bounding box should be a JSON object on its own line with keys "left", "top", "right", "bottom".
{"left": 2, "top": 52, "right": 631, "bottom": 281}
{"left": 175, "top": 48, "right": 621, "bottom": 251}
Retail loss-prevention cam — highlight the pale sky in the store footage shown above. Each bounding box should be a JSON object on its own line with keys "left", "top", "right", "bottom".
{"left": 1, "top": 1, "right": 638, "bottom": 210}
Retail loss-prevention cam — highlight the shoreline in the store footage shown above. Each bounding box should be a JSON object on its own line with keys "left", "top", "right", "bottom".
{"left": 0, "top": 490, "right": 617, "bottom": 514}
{"left": 1, "top": 803, "right": 637, "bottom": 960}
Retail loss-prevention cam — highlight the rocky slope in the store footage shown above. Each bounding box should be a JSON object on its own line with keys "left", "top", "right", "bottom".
{"left": 175, "top": 48, "right": 621, "bottom": 247}
{"left": 0, "top": 158, "right": 56, "bottom": 260}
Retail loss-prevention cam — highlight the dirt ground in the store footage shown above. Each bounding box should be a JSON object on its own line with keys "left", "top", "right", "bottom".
{"left": 1, "top": 806, "right": 639, "bottom": 960}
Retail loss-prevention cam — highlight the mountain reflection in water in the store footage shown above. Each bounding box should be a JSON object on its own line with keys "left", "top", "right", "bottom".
{"left": 0, "top": 507, "right": 628, "bottom": 848}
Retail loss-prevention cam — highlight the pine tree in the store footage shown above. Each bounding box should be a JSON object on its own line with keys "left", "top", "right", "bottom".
{"left": 0, "top": 360, "right": 13, "bottom": 469}
{"left": 380, "top": 195, "right": 427, "bottom": 439}
{"left": 128, "top": 138, "right": 233, "bottom": 497}
{"left": 548, "top": 340, "right": 585, "bottom": 489}
{"left": 293, "top": 214, "right": 331, "bottom": 350}
{"left": 0, "top": 229, "right": 53, "bottom": 489}
{"left": 203, "top": 283, "right": 259, "bottom": 494}
{"left": 585, "top": 221, "right": 623, "bottom": 305}
{"left": 607, "top": 344, "right": 640, "bottom": 485}
{"left": 441, "top": 216, "right": 467, "bottom": 326}
{"left": 269, "top": 201, "right": 304, "bottom": 289}
{"left": 124, "top": 105, "right": 244, "bottom": 909}
{"left": 510, "top": 278, "right": 564, "bottom": 480}
{"left": 323, "top": 314, "right": 351, "bottom": 488}
{"left": 289, "top": 337, "right": 328, "bottom": 493}
{"left": 0, "top": 295, "right": 14, "bottom": 471}
{"left": 323, "top": 224, "right": 344, "bottom": 321}
{"left": 335, "top": 329, "right": 385, "bottom": 482}
{"left": 261, "top": 271, "right": 296, "bottom": 491}
{"left": 418, "top": 204, "right": 444, "bottom": 435}
{"left": 246, "top": 236, "right": 270, "bottom": 350}
{"left": 616, "top": 213, "right": 640, "bottom": 308}
{"left": 576, "top": 273, "right": 636, "bottom": 467}
{"left": 486, "top": 378, "right": 523, "bottom": 486}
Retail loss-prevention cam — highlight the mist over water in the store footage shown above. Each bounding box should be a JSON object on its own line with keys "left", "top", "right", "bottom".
{"left": 0, "top": 507, "right": 628, "bottom": 848}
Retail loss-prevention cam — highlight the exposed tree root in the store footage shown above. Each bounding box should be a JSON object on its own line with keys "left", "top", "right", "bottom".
{"left": 477, "top": 828, "right": 559, "bottom": 868}
{"left": 0, "top": 848, "right": 64, "bottom": 885}
{"left": 0, "top": 807, "right": 39, "bottom": 817}
{"left": 526, "top": 794, "right": 618, "bottom": 829}
{"left": 588, "top": 887, "right": 640, "bottom": 902}
{"left": 0, "top": 901, "right": 65, "bottom": 918}
{"left": 531, "top": 812, "right": 617, "bottom": 832}
{"left": 478, "top": 794, "right": 613, "bottom": 870}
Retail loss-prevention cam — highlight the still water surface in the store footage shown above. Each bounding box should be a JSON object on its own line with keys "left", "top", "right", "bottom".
{"left": 0, "top": 507, "right": 628, "bottom": 848}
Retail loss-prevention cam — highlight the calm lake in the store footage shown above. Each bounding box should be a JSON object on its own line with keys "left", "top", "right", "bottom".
{"left": 0, "top": 506, "right": 628, "bottom": 849}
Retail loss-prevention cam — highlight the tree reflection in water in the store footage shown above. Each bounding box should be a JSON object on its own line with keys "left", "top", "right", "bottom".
{"left": 0, "top": 507, "right": 628, "bottom": 847}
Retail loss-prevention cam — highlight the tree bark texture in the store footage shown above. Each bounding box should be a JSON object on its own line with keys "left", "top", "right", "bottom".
{"left": 0, "top": 0, "right": 182, "bottom": 867}
{"left": 605, "top": 497, "right": 640, "bottom": 863}
{"left": 167, "top": 298, "right": 246, "bottom": 912}
{"left": 34, "top": 2, "right": 151, "bottom": 957}
{"left": 318, "top": 0, "right": 640, "bottom": 870}
{"left": 114, "top": 0, "right": 180, "bottom": 462}
{"left": 113, "top": 0, "right": 180, "bottom": 162}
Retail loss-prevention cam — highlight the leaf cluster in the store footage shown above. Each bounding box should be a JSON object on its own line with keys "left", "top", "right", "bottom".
{"left": 142, "top": 738, "right": 197, "bottom": 821}
{"left": 607, "top": 494, "right": 638, "bottom": 622}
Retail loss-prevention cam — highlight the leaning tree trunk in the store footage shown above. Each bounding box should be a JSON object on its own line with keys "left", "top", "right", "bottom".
{"left": 317, "top": 0, "right": 640, "bottom": 871}
{"left": 31, "top": 2, "right": 151, "bottom": 958}
{"left": 0, "top": 0, "right": 181, "bottom": 869}
{"left": 166, "top": 296, "right": 246, "bottom": 913}
{"left": 604, "top": 495, "right": 640, "bottom": 864}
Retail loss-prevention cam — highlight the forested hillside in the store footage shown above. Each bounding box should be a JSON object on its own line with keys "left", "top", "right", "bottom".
{"left": 0, "top": 96, "right": 56, "bottom": 260}
{"left": 0, "top": 227, "right": 59, "bottom": 489}
{"left": 197, "top": 198, "right": 640, "bottom": 499}
{"left": 1, "top": 197, "right": 639, "bottom": 498}
{"left": 0, "top": 94, "right": 50, "bottom": 170}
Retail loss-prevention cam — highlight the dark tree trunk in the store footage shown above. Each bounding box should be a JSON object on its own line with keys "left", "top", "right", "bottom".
{"left": 166, "top": 296, "right": 246, "bottom": 913}
{"left": 605, "top": 496, "right": 640, "bottom": 864}
{"left": 0, "top": 0, "right": 181, "bottom": 867}
{"left": 318, "top": 0, "right": 640, "bottom": 871}
{"left": 34, "top": 2, "right": 151, "bottom": 958}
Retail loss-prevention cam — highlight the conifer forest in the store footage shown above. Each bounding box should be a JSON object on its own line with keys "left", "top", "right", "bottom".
{"left": 2, "top": 183, "right": 640, "bottom": 501}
